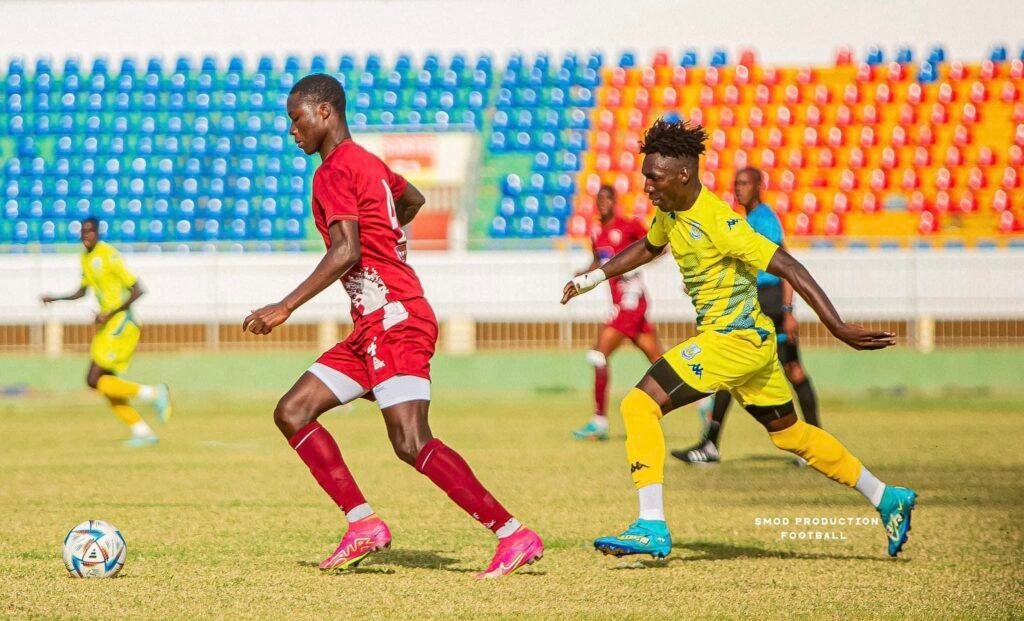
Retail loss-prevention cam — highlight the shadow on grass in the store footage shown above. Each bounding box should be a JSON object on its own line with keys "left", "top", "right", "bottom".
{"left": 607, "top": 540, "right": 899, "bottom": 569}
{"left": 298, "top": 549, "right": 476, "bottom": 574}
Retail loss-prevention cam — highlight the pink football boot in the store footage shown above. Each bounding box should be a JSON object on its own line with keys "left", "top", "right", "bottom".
{"left": 318, "top": 516, "right": 392, "bottom": 571}
{"left": 475, "top": 527, "right": 544, "bottom": 579}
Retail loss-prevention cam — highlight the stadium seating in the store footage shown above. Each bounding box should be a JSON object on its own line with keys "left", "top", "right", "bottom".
{"left": 2, "top": 46, "right": 1024, "bottom": 248}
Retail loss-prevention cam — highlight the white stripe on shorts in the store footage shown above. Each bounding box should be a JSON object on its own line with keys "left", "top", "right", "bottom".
{"left": 308, "top": 362, "right": 368, "bottom": 405}
{"left": 373, "top": 375, "right": 431, "bottom": 409}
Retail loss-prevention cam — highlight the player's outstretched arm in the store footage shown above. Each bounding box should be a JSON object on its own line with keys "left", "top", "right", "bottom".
{"left": 395, "top": 183, "right": 426, "bottom": 226}
{"left": 243, "top": 220, "right": 360, "bottom": 335}
{"left": 561, "top": 238, "right": 663, "bottom": 305}
{"left": 766, "top": 248, "right": 895, "bottom": 350}
{"left": 40, "top": 286, "right": 87, "bottom": 305}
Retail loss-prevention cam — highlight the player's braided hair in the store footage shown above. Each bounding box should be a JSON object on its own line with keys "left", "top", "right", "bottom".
{"left": 81, "top": 217, "right": 99, "bottom": 229}
{"left": 640, "top": 117, "right": 709, "bottom": 159}
{"left": 290, "top": 73, "right": 347, "bottom": 113}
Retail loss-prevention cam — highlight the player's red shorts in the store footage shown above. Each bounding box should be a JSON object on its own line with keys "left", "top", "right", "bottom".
{"left": 317, "top": 297, "right": 438, "bottom": 390}
{"left": 606, "top": 292, "right": 653, "bottom": 341}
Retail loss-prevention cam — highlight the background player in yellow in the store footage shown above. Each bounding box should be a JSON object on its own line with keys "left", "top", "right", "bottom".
{"left": 562, "top": 119, "right": 918, "bottom": 560}
{"left": 41, "top": 217, "right": 172, "bottom": 447}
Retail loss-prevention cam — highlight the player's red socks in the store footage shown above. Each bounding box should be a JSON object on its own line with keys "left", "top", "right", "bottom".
{"left": 415, "top": 438, "right": 514, "bottom": 533}
{"left": 594, "top": 365, "right": 610, "bottom": 417}
{"left": 289, "top": 421, "right": 367, "bottom": 513}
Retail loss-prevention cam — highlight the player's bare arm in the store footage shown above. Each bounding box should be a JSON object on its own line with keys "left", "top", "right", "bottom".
{"left": 96, "top": 281, "right": 145, "bottom": 326}
{"left": 561, "top": 238, "right": 663, "bottom": 305}
{"left": 395, "top": 183, "right": 426, "bottom": 226}
{"left": 243, "top": 219, "right": 360, "bottom": 335}
{"left": 40, "top": 286, "right": 87, "bottom": 305}
{"left": 779, "top": 244, "right": 799, "bottom": 343}
{"left": 766, "top": 248, "right": 895, "bottom": 350}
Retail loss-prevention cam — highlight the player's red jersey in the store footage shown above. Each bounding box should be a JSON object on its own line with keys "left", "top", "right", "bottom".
{"left": 312, "top": 140, "right": 425, "bottom": 321}
{"left": 590, "top": 216, "right": 648, "bottom": 304}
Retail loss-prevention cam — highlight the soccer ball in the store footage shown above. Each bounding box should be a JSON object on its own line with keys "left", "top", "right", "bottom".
{"left": 62, "top": 520, "right": 127, "bottom": 578}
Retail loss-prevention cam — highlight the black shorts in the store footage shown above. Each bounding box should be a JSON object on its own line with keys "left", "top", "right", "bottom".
{"left": 758, "top": 283, "right": 800, "bottom": 365}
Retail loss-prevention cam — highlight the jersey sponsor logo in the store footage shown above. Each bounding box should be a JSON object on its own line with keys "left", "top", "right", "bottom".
{"left": 680, "top": 343, "right": 702, "bottom": 360}
{"left": 726, "top": 218, "right": 740, "bottom": 230}
{"left": 367, "top": 337, "right": 386, "bottom": 370}
{"left": 690, "top": 363, "right": 704, "bottom": 378}
{"left": 609, "top": 229, "right": 622, "bottom": 245}
{"left": 688, "top": 225, "right": 703, "bottom": 240}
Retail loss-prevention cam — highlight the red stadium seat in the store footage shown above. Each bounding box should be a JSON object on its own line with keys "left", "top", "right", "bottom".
{"left": 906, "top": 83, "right": 923, "bottom": 105}
{"left": 719, "top": 107, "right": 736, "bottom": 127}
{"left": 779, "top": 170, "right": 797, "bottom": 192}
{"left": 944, "top": 145, "right": 964, "bottom": 166}
{"left": 1000, "top": 81, "right": 1019, "bottom": 103}
{"left": 937, "top": 83, "right": 955, "bottom": 104}
{"left": 618, "top": 151, "right": 636, "bottom": 172}
{"left": 900, "top": 168, "right": 920, "bottom": 190}
{"left": 595, "top": 131, "right": 612, "bottom": 153}
{"left": 652, "top": 50, "right": 670, "bottom": 68}
{"left": 595, "top": 153, "right": 612, "bottom": 172}
{"left": 917, "top": 125, "right": 936, "bottom": 146}
{"left": 661, "top": 86, "right": 679, "bottom": 107}
{"left": 739, "top": 49, "right": 757, "bottom": 67}
{"left": 733, "top": 149, "right": 750, "bottom": 169}
{"left": 880, "top": 146, "right": 897, "bottom": 169}
{"left": 699, "top": 85, "right": 715, "bottom": 106}
{"left": 953, "top": 124, "right": 972, "bottom": 146}
{"left": 640, "top": 67, "right": 658, "bottom": 88}
{"left": 935, "top": 167, "right": 954, "bottom": 191}
{"left": 835, "top": 105, "right": 853, "bottom": 127}
{"left": 613, "top": 173, "right": 631, "bottom": 195}
{"left": 768, "top": 127, "right": 785, "bottom": 148}
{"left": 998, "top": 210, "right": 1020, "bottom": 233}
{"left": 740, "top": 128, "right": 757, "bottom": 148}
{"left": 584, "top": 173, "right": 602, "bottom": 195}
{"left": 1016, "top": 124, "right": 1024, "bottom": 146}
{"left": 969, "top": 81, "right": 988, "bottom": 103}
{"left": 885, "top": 61, "right": 907, "bottom": 82}
{"left": 813, "top": 84, "right": 833, "bottom": 105}
{"left": 1002, "top": 166, "right": 1021, "bottom": 189}
{"left": 687, "top": 107, "right": 704, "bottom": 126}
{"left": 1011, "top": 59, "right": 1024, "bottom": 80}
{"left": 710, "top": 129, "right": 728, "bottom": 150}
{"left": 634, "top": 88, "right": 651, "bottom": 111}
{"left": 783, "top": 84, "right": 802, "bottom": 104}
{"left": 1015, "top": 103, "right": 1024, "bottom": 123}
{"left": 931, "top": 191, "right": 948, "bottom": 212}
{"left": 773, "top": 192, "right": 791, "bottom": 214}
{"left": 826, "top": 127, "right": 845, "bottom": 147}
{"left": 735, "top": 64, "right": 752, "bottom": 85}
{"left": 831, "top": 193, "right": 850, "bottom": 214}
{"left": 704, "top": 66, "right": 720, "bottom": 87}
{"left": 842, "top": 84, "right": 861, "bottom": 104}
{"left": 794, "top": 212, "right": 813, "bottom": 235}
{"left": 861, "top": 192, "right": 880, "bottom": 213}
{"left": 775, "top": 105, "right": 794, "bottom": 126}
{"left": 917, "top": 210, "right": 939, "bottom": 234}
{"left": 817, "top": 147, "right": 835, "bottom": 168}
{"left": 787, "top": 148, "right": 805, "bottom": 169}
{"left": 862, "top": 104, "right": 880, "bottom": 125}
{"left": 800, "top": 192, "right": 820, "bottom": 214}
{"left": 671, "top": 66, "right": 689, "bottom": 86}
{"left": 912, "top": 146, "right": 932, "bottom": 167}
{"left": 835, "top": 46, "right": 853, "bottom": 66}
{"left": 759, "top": 148, "right": 777, "bottom": 169}
{"left": 748, "top": 107, "right": 765, "bottom": 128}
{"left": 754, "top": 84, "right": 772, "bottom": 105}
{"left": 979, "top": 59, "right": 998, "bottom": 80}
{"left": 848, "top": 146, "right": 866, "bottom": 168}
{"left": 626, "top": 109, "right": 646, "bottom": 130}
{"left": 610, "top": 68, "right": 628, "bottom": 88}
{"left": 929, "top": 103, "right": 949, "bottom": 124}
{"left": 761, "top": 66, "right": 780, "bottom": 86}
{"left": 805, "top": 105, "right": 823, "bottom": 126}
{"left": 868, "top": 168, "right": 888, "bottom": 191}
{"left": 705, "top": 150, "right": 720, "bottom": 172}
{"left": 908, "top": 191, "right": 927, "bottom": 212}
{"left": 957, "top": 190, "right": 978, "bottom": 213}
{"left": 961, "top": 103, "right": 979, "bottom": 124}
{"left": 855, "top": 63, "right": 874, "bottom": 84}
{"left": 859, "top": 126, "right": 877, "bottom": 147}
{"left": 948, "top": 61, "right": 967, "bottom": 81}
{"left": 839, "top": 169, "right": 858, "bottom": 191}
{"left": 796, "top": 66, "right": 815, "bottom": 85}
{"left": 724, "top": 85, "right": 741, "bottom": 105}
{"left": 967, "top": 167, "right": 986, "bottom": 190}
{"left": 898, "top": 104, "right": 917, "bottom": 126}
{"left": 701, "top": 170, "right": 718, "bottom": 191}
{"left": 1009, "top": 145, "right": 1024, "bottom": 166}
{"left": 978, "top": 146, "right": 996, "bottom": 167}
{"left": 802, "top": 127, "right": 820, "bottom": 147}
{"left": 824, "top": 212, "right": 844, "bottom": 235}
{"left": 875, "top": 83, "right": 893, "bottom": 104}
{"left": 992, "top": 189, "right": 1010, "bottom": 212}
{"left": 891, "top": 126, "right": 908, "bottom": 147}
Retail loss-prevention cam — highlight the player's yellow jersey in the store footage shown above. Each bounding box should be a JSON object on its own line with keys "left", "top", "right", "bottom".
{"left": 80, "top": 241, "right": 138, "bottom": 315}
{"left": 647, "top": 187, "right": 779, "bottom": 340}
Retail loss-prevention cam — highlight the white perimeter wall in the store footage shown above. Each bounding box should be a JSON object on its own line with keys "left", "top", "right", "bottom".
{"left": 2, "top": 0, "right": 1022, "bottom": 66}
{"left": 3, "top": 249, "right": 1023, "bottom": 324}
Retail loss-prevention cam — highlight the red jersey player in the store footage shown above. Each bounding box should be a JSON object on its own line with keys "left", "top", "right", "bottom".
{"left": 243, "top": 74, "right": 542, "bottom": 578}
{"left": 572, "top": 185, "right": 663, "bottom": 441}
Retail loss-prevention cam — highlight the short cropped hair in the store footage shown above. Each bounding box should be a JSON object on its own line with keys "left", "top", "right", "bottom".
{"left": 290, "top": 73, "right": 347, "bottom": 113}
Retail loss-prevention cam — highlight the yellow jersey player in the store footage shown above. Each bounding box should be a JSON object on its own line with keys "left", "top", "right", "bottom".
{"left": 41, "top": 217, "right": 172, "bottom": 447}
{"left": 562, "top": 119, "right": 917, "bottom": 559}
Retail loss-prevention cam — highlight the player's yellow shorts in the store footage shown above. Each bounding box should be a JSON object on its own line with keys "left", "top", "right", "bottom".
{"left": 663, "top": 328, "right": 791, "bottom": 407}
{"left": 90, "top": 312, "right": 141, "bottom": 375}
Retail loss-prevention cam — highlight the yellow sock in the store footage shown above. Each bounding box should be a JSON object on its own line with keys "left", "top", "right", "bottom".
{"left": 621, "top": 388, "right": 665, "bottom": 488}
{"left": 769, "top": 419, "right": 863, "bottom": 487}
{"left": 96, "top": 375, "right": 142, "bottom": 400}
{"left": 106, "top": 396, "right": 143, "bottom": 427}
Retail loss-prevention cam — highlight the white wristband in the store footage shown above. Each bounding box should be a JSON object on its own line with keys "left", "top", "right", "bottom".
{"left": 571, "top": 269, "right": 607, "bottom": 295}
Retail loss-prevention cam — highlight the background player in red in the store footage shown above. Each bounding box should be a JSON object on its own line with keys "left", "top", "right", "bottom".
{"left": 243, "top": 74, "right": 543, "bottom": 579}
{"left": 573, "top": 185, "right": 663, "bottom": 441}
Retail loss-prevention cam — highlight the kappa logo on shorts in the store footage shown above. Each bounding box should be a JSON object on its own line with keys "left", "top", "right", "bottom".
{"left": 629, "top": 461, "right": 649, "bottom": 473}
{"left": 690, "top": 363, "right": 704, "bottom": 378}
{"left": 680, "top": 344, "right": 702, "bottom": 360}
{"left": 367, "top": 337, "right": 386, "bottom": 371}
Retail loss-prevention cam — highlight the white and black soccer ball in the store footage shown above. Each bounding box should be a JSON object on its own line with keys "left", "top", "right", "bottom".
{"left": 62, "top": 520, "right": 127, "bottom": 578}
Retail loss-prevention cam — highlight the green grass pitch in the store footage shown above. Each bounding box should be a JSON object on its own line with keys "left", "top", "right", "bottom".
{"left": 1, "top": 350, "right": 1022, "bottom": 619}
